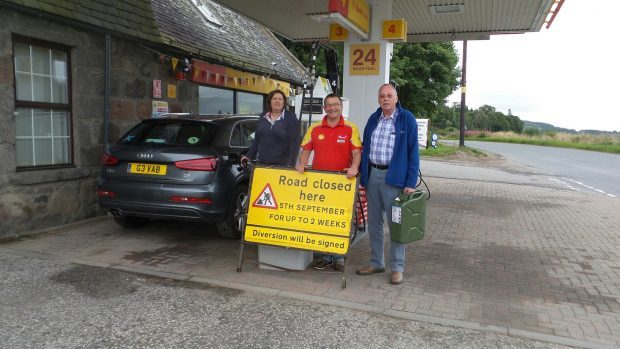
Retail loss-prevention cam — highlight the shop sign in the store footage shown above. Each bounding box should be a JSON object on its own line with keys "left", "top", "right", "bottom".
{"left": 328, "top": 0, "right": 370, "bottom": 34}
{"left": 191, "top": 59, "right": 290, "bottom": 95}
{"left": 244, "top": 167, "right": 357, "bottom": 255}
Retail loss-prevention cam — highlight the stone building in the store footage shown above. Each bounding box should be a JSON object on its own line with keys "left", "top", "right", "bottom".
{"left": 0, "top": 0, "right": 306, "bottom": 238}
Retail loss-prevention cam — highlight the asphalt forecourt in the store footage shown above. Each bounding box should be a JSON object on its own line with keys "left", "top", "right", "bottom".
{"left": 2, "top": 165, "right": 619, "bottom": 349}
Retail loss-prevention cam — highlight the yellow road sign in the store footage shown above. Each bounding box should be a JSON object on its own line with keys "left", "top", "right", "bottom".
{"left": 244, "top": 167, "right": 357, "bottom": 255}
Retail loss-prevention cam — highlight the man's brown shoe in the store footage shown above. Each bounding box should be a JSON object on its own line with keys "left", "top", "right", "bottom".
{"left": 356, "top": 265, "right": 385, "bottom": 275}
{"left": 391, "top": 271, "right": 403, "bottom": 284}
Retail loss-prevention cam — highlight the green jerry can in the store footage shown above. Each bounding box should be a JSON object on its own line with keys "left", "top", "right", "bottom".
{"left": 389, "top": 190, "right": 427, "bottom": 243}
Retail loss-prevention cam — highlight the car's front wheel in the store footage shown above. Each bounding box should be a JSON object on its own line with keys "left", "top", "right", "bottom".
{"left": 216, "top": 185, "right": 248, "bottom": 239}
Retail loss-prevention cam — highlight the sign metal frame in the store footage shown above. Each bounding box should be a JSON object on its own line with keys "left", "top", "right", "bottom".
{"left": 237, "top": 165, "right": 360, "bottom": 288}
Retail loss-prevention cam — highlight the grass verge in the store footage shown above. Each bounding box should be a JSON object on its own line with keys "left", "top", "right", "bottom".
{"left": 467, "top": 136, "right": 620, "bottom": 154}
{"left": 442, "top": 130, "right": 620, "bottom": 154}
{"left": 420, "top": 143, "right": 486, "bottom": 157}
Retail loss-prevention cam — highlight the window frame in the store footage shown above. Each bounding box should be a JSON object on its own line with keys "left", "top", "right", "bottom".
{"left": 12, "top": 35, "right": 74, "bottom": 171}
{"left": 198, "top": 84, "right": 265, "bottom": 115}
{"left": 229, "top": 119, "right": 258, "bottom": 148}
{"left": 236, "top": 90, "right": 264, "bottom": 115}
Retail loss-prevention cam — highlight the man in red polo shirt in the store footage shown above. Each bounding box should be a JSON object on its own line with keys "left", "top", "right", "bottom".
{"left": 296, "top": 93, "right": 362, "bottom": 271}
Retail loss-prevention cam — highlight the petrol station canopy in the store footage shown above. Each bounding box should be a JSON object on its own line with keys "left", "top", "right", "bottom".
{"left": 211, "top": 0, "right": 564, "bottom": 129}
{"left": 211, "top": 0, "right": 563, "bottom": 43}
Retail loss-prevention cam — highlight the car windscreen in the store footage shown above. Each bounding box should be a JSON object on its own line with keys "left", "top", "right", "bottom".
{"left": 118, "top": 121, "right": 215, "bottom": 147}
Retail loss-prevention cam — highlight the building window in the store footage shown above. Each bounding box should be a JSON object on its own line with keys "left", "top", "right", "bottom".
{"left": 237, "top": 91, "right": 263, "bottom": 114}
{"left": 199, "top": 86, "right": 234, "bottom": 114}
{"left": 13, "top": 38, "right": 71, "bottom": 168}
{"left": 199, "top": 86, "right": 266, "bottom": 115}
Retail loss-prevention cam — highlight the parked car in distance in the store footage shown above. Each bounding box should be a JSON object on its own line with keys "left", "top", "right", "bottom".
{"left": 97, "top": 114, "right": 258, "bottom": 238}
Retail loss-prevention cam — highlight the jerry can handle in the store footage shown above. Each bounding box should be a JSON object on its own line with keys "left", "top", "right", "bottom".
{"left": 399, "top": 190, "right": 426, "bottom": 201}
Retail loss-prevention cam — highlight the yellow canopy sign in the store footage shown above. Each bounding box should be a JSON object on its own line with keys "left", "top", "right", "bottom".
{"left": 244, "top": 167, "right": 357, "bottom": 255}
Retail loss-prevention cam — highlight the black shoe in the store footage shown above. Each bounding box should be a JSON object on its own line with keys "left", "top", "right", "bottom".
{"left": 312, "top": 259, "right": 334, "bottom": 270}
{"left": 333, "top": 262, "right": 345, "bottom": 272}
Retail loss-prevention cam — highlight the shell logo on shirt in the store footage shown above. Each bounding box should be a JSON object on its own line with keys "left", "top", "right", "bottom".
{"left": 318, "top": 134, "right": 325, "bottom": 140}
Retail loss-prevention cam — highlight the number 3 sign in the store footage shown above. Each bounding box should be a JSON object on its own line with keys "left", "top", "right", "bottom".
{"left": 349, "top": 44, "right": 380, "bottom": 75}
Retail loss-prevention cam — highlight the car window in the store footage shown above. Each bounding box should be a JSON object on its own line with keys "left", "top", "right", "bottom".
{"left": 119, "top": 121, "right": 214, "bottom": 146}
{"left": 230, "top": 120, "right": 257, "bottom": 147}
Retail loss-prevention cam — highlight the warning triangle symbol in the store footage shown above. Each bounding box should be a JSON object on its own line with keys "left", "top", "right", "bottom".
{"left": 252, "top": 183, "right": 278, "bottom": 209}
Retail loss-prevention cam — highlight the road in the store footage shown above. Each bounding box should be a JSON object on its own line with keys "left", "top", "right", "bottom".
{"left": 461, "top": 141, "right": 620, "bottom": 198}
{"left": 0, "top": 252, "right": 567, "bottom": 349}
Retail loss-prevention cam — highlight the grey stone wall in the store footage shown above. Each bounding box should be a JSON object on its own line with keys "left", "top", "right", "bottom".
{"left": 0, "top": 8, "right": 198, "bottom": 239}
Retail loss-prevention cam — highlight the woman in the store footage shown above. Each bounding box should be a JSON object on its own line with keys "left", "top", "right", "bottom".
{"left": 242, "top": 89, "right": 300, "bottom": 167}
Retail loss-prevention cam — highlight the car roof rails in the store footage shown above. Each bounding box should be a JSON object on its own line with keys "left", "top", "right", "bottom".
{"left": 223, "top": 114, "right": 259, "bottom": 119}
{"left": 159, "top": 113, "right": 192, "bottom": 119}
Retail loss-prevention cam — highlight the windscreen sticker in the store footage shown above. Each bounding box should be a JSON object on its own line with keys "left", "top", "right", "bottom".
{"left": 187, "top": 136, "right": 199, "bottom": 144}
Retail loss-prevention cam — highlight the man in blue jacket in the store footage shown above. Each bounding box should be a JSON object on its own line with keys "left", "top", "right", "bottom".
{"left": 356, "top": 83, "right": 420, "bottom": 285}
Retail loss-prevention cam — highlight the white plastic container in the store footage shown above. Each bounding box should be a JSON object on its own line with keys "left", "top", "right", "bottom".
{"left": 258, "top": 245, "right": 312, "bottom": 271}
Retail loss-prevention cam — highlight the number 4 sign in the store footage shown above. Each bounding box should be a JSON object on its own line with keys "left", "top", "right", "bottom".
{"left": 382, "top": 19, "right": 407, "bottom": 41}
{"left": 349, "top": 44, "right": 380, "bottom": 75}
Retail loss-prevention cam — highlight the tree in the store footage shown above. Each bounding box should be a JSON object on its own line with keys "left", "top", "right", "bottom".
{"left": 390, "top": 42, "right": 460, "bottom": 118}
{"left": 454, "top": 104, "right": 524, "bottom": 133}
{"left": 507, "top": 110, "right": 524, "bottom": 133}
{"left": 433, "top": 103, "right": 460, "bottom": 129}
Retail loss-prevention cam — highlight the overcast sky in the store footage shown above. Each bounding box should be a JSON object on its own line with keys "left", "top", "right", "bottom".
{"left": 446, "top": 0, "right": 620, "bottom": 132}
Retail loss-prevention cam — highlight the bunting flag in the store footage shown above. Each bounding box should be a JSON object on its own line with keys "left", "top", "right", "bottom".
{"left": 181, "top": 58, "right": 191, "bottom": 73}
{"left": 158, "top": 54, "right": 170, "bottom": 64}
{"left": 171, "top": 57, "right": 179, "bottom": 71}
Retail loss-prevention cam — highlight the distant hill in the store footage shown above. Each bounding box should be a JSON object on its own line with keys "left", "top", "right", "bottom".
{"left": 523, "top": 121, "right": 618, "bottom": 135}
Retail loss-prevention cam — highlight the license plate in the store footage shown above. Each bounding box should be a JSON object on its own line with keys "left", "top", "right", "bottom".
{"left": 128, "top": 163, "right": 167, "bottom": 175}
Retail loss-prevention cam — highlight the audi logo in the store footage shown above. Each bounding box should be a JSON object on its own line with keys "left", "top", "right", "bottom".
{"left": 137, "top": 153, "right": 154, "bottom": 159}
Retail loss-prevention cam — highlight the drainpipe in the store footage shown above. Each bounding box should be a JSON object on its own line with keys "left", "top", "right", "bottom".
{"left": 103, "top": 33, "right": 111, "bottom": 152}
